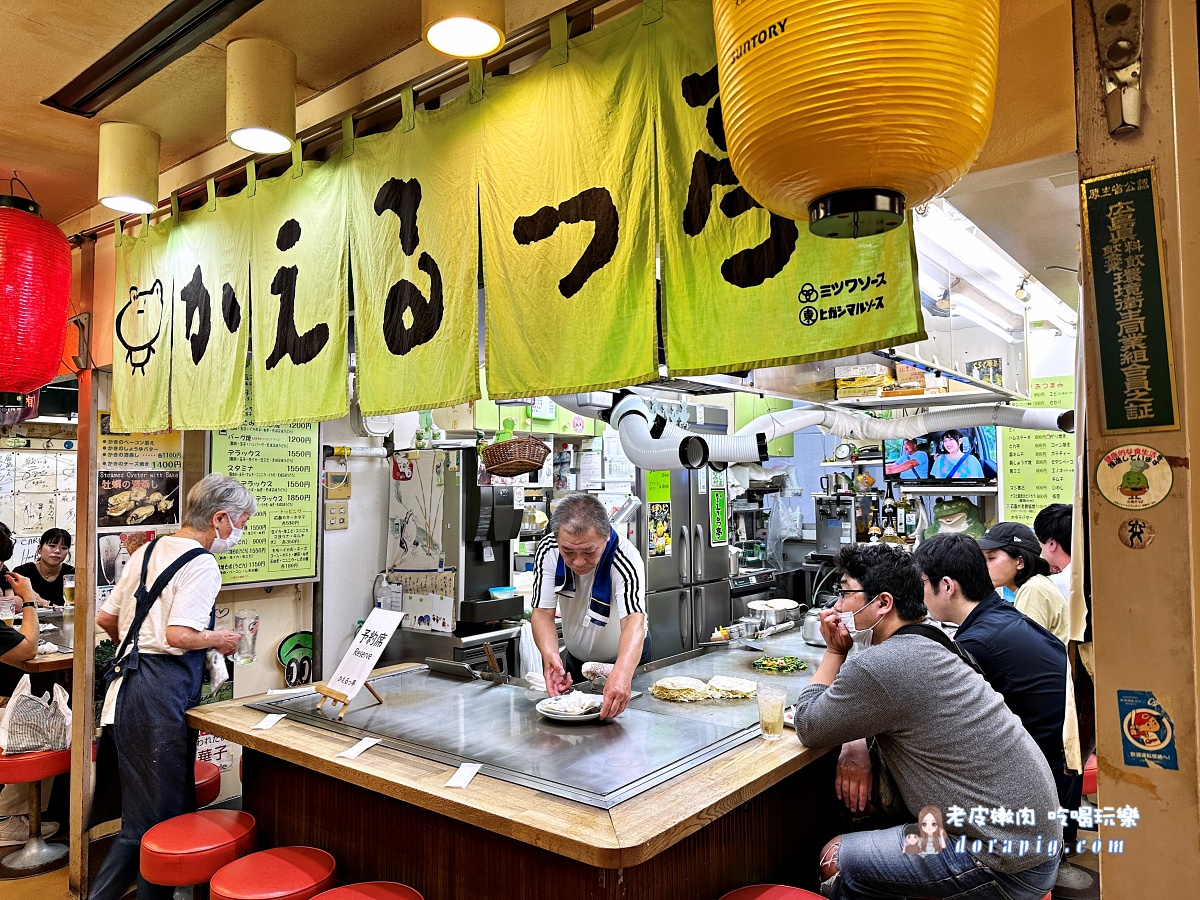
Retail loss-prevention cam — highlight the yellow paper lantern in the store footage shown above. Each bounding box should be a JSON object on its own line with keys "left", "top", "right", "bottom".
{"left": 713, "top": 0, "right": 1000, "bottom": 238}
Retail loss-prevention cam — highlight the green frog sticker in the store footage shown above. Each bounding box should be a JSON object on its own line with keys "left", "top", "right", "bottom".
{"left": 1120, "top": 459, "right": 1150, "bottom": 498}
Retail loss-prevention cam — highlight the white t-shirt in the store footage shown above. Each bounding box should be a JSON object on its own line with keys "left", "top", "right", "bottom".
{"left": 99, "top": 537, "right": 222, "bottom": 725}
{"left": 532, "top": 532, "right": 646, "bottom": 663}
{"left": 100, "top": 536, "right": 222, "bottom": 654}
{"left": 1049, "top": 562, "right": 1071, "bottom": 601}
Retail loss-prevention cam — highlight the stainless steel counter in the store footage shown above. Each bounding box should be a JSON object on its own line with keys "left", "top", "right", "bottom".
{"left": 16, "top": 608, "right": 74, "bottom": 652}
{"left": 249, "top": 631, "right": 826, "bottom": 809}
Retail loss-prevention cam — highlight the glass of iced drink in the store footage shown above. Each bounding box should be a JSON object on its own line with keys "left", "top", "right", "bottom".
{"left": 757, "top": 683, "right": 787, "bottom": 741}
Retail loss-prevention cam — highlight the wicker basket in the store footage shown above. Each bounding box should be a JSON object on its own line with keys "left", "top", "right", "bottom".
{"left": 481, "top": 436, "right": 550, "bottom": 477}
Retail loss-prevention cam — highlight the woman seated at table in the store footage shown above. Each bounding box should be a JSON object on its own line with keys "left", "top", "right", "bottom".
{"left": 13, "top": 528, "right": 74, "bottom": 607}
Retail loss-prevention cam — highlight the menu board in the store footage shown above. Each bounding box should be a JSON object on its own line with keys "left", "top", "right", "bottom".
{"left": 1002, "top": 377, "right": 1075, "bottom": 524}
{"left": 96, "top": 414, "right": 184, "bottom": 600}
{"left": 209, "top": 373, "right": 320, "bottom": 586}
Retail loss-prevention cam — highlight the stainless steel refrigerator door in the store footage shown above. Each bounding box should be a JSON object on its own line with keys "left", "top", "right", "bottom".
{"left": 689, "top": 468, "right": 728, "bottom": 584}
{"left": 639, "top": 468, "right": 694, "bottom": 592}
{"left": 691, "top": 580, "right": 732, "bottom": 647}
{"left": 646, "top": 588, "right": 692, "bottom": 660}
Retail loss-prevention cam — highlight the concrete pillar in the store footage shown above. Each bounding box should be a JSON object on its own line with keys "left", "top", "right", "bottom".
{"left": 1073, "top": 0, "right": 1200, "bottom": 893}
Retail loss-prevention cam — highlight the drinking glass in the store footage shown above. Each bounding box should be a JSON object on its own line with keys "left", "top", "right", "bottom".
{"left": 0, "top": 598, "right": 13, "bottom": 627}
{"left": 757, "top": 684, "right": 787, "bottom": 741}
{"left": 233, "top": 609, "right": 259, "bottom": 665}
{"left": 62, "top": 574, "right": 76, "bottom": 606}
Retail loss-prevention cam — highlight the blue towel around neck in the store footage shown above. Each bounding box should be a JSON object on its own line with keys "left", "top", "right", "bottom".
{"left": 554, "top": 528, "right": 620, "bottom": 627}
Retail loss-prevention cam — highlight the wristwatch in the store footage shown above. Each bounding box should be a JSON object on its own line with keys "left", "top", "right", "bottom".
{"left": 21, "top": 601, "right": 36, "bottom": 609}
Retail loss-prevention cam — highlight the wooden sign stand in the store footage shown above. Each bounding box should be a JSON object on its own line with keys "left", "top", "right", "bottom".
{"left": 314, "top": 681, "right": 383, "bottom": 720}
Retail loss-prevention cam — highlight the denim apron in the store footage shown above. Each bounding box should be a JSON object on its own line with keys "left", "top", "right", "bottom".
{"left": 90, "top": 541, "right": 212, "bottom": 900}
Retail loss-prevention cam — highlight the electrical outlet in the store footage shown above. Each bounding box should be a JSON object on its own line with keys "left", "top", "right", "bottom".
{"left": 326, "top": 471, "right": 352, "bottom": 499}
{"left": 324, "top": 500, "right": 349, "bottom": 530}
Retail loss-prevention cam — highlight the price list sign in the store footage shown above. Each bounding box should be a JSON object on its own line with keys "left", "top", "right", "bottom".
{"left": 210, "top": 373, "right": 320, "bottom": 586}
{"left": 1002, "top": 377, "right": 1075, "bottom": 524}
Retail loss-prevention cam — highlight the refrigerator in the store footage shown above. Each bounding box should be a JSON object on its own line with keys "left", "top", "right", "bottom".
{"left": 636, "top": 467, "right": 732, "bottom": 660}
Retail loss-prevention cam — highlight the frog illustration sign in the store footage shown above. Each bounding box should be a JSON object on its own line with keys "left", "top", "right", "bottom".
{"left": 1096, "top": 444, "right": 1172, "bottom": 510}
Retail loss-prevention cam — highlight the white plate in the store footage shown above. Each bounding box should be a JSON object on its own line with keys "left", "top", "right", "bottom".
{"left": 536, "top": 698, "right": 602, "bottom": 722}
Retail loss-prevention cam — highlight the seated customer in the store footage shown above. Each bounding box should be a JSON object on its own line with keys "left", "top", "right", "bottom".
{"left": 793, "top": 542, "right": 1060, "bottom": 900}
{"left": 917, "top": 533, "right": 1088, "bottom": 892}
{"left": 0, "top": 572, "right": 46, "bottom": 664}
{"left": 978, "top": 522, "right": 1069, "bottom": 643}
{"left": 0, "top": 571, "right": 56, "bottom": 845}
{"left": 13, "top": 528, "right": 75, "bottom": 606}
{"left": 1034, "top": 503, "right": 1072, "bottom": 601}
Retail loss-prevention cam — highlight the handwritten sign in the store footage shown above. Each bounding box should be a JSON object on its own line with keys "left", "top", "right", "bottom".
{"left": 210, "top": 365, "right": 320, "bottom": 586}
{"left": 324, "top": 609, "right": 406, "bottom": 702}
{"left": 1002, "top": 377, "right": 1075, "bottom": 523}
{"left": 1082, "top": 166, "right": 1178, "bottom": 433}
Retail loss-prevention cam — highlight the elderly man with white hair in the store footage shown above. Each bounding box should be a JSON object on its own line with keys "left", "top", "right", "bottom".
{"left": 530, "top": 492, "right": 648, "bottom": 719}
{"left": 92, "top": 473, "right": 256, "bottom": 900}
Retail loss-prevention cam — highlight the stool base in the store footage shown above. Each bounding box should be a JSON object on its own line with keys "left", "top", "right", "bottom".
{"left": 0, "top": 835, "right": 69, "bottom": 876}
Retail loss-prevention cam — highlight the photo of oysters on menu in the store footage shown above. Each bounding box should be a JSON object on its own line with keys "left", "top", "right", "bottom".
{"left": 96, "top": 471, "right": 181, "bottom": 528}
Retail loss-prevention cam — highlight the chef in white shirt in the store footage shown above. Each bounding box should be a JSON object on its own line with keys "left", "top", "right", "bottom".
{"left": 530, "top": 492, "right": 648, "bottom": 720}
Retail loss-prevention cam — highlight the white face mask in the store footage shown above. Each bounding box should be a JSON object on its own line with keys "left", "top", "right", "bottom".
{"left": 210, "top": 515, "right": 244, "bottom": 554}
{"left": 839, "top": 596, "right": 882, "bottom": 656}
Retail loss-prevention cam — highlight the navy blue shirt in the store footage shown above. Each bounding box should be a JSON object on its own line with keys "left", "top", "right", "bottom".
{"left": 955, "top": 592, "right": 1068, "bottom": 772}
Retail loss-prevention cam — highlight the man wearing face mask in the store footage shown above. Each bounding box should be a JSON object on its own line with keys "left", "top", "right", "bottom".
{"left": 91, "top": 474, "right": 256, "bottom": 900}
{"left": 793, "top": 543, "right": 1060, "bottom": 900}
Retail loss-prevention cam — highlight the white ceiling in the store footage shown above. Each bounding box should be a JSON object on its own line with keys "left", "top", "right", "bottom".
{"left": 0, "top": 0, "right": 422, "bottom": 224}
{"left": 0, "top": 0, "right": 1081, "bottom": 308}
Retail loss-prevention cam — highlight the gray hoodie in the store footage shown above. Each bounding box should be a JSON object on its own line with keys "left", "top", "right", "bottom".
{"left": 793, "top": 633, "right": 1062, "bottom": 874}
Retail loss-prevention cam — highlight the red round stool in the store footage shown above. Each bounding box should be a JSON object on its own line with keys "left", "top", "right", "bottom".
{"left": 0, "top": 747, "right": 71, "bottom": 873}
{"left": 719, "top": 888, "right": 822, "bottom": 899}
{"left": 141, "top": 809, "right": 257, "bottom": 889}
{"left": 196, "top": 760, "right": 222, "bottom": 807}
{"left": 313, "top": 882, "right": 424, "bottom": 900}
{"left": 211, "top": 846, "right": 336, "bottom": 900}
{"left": 1083, "top": 752, "right": 1098, "bottom": 797}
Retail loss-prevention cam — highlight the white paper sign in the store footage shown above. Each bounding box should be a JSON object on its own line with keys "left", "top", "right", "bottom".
{"left": 57, "top": 453, "right": 77, "bottom": 492}
{"left": 16, "top": 494, "right": 55, "bottom": 534}
{"left": 15, "top": 453, "right": 55, "bottom": 492}
{"left": 325, "top": 608, "right": 406, "bottom": 702}
{"left": 602, "top": 430, "right": 635, "bottom": 482}
{"left": 0, "top": 453, "right": 14, "bottom": 493}
{"left": 579, "top": 451, "right": 603, "bottom": 490}
{"left": 336, "top": 737, "right": 382, "bottom": 759}
{"left": 445, "top": 763, "right": 482, "bottom": 788}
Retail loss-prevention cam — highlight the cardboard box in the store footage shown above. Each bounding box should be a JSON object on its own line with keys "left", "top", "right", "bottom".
{"left": 894, "top": 363, "right": 925, "bottom": 386}
{"left": 837, "top": 384, "right": 885, "bottom": 399}
{"left": 834, "top": 363, "right": 892, "bottom": 379}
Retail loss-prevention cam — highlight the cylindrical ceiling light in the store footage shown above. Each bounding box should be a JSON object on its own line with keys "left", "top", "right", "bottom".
{"left": 226, "top": 38, "right": 296, "bottom": 154}
{"left": 0, "top": 182, "right": 72, "bottom": 394}
{"left": 713, "top": 0, "right": 1000, "bottom": 238}
{"left": 422, "top": 0, "right": 505, "bottom": 58}
{"left": 97, "top": 122, "right": 160, "bottom": 215}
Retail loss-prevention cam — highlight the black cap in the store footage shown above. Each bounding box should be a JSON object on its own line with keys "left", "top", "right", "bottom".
{"left": 976, "top": 522, "right": 1039, "bottom": 552}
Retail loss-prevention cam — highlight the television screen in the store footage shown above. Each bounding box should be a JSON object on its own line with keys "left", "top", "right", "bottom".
{"left": 883, "top": 426, "right": 998, "bottom": 483}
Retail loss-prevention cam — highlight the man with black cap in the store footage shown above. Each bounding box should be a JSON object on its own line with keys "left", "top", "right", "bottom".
{"left": 977, "top": 521, "right": 1069, "bottom": 644}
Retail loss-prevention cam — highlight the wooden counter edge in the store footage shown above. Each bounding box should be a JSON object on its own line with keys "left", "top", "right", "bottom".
{"left": 10, "top": 651, "right": 74, "bottom": 673}
{"left": 187, "top": 675, "right": 833, "bottom": 870}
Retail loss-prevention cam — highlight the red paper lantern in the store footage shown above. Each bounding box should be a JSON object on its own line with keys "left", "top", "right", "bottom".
{"left": 0, "top": 195, "right": 71, "bottom": 394}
